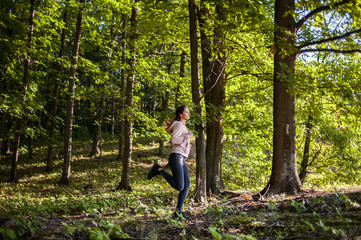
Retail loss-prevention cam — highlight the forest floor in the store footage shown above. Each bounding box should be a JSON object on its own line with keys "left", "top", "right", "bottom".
{"left": 0, "top": 139, "right": 361, "bottom": 239}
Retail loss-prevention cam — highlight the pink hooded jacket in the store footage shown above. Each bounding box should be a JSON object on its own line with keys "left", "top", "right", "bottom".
{"left": 166, "top": 121, "right": 193, "bottom": 158}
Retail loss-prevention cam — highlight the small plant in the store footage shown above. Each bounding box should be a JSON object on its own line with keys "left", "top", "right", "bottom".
{"left": 208, "top": 225, "right": 222, "bottom": 240}
{"left": 290, "top": 200, "right": 307, "bottom": 212}
{"left": 88, "top": 227, "right": 110, "bottom": 240}
{"left": 266, "top": 201, "right": 278, "bottom": 211}
{"left": 205, "top": 205, "right": 226, "bottom": 215}
{"left": 208, "top": 225, "right": 257, "bottom": 240}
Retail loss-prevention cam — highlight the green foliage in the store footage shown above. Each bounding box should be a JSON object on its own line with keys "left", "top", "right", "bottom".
{"left": 0, "top": 0, "right": 361, "bottom": 239}
{"left": 0, "top": 216, "right": 44, "bottom": 240}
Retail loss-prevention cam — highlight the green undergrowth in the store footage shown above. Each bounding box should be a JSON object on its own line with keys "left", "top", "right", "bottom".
{"left": 0, "top": 141, "right": 361, "bottom": 239}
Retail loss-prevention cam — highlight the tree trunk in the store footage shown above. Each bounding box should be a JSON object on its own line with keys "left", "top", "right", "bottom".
{"left": 28, "top": 120, "right": 34, "bottom": 160}
{"left": 0, "top": 112, "right": 5, "bottom": 159}
{"left": 189, "top": 0, "right": 207, "bottom": 202}
{"left": 158, "top": 62, "right": 171, "bottom": 157}
{"left": 111, "top": 93, "right": 116, "bottom": 138}
{"left": 262, "top": 0, "right": 302, "bottom": 195}
{"left": 58, "top": 0, "right": 85, "bottom": 185}
{"left": 117, "top": 5, "right": 138, "bottom": 191}
{"left": 90, "top": 96, "right": 104, "bottom": 156}
{"left": 175, "top": 51, "right": 186, "bottom": 107}
{"left": 5, "top": 139, "right": 11, "bottom": 155}
{"left": 10, "top": 119, "right": 22, "bottom": 182}
{"left": 28, "top": 136, "right": 33, "bottom": 160}
{"left": 299, "top": 115, "right": 313, "bottom": 183}
{"left": 118, "top": 16, "right": 127, "bottom": 161}
{"left": 199, "top": 1, "right": 227, "bottom": 194}
{"left": 10, "top": 0, "right": 35, "bottom": 183}
{"left": 90, "top": 11, "right": 117, "bottom": 158}
{"left": 46, "top": 2, "right": 68, "bottom": 172}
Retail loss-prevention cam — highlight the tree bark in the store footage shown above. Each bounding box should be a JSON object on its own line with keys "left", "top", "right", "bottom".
{"left": 175, "top": 51, "right": 186, "bottom": 107}
{"left": 158, "top": 61, "right": 171, "bottom": 157}
{"left": 199, "top": 1, "right": 227, "bottom": 194}
{"left": 90, "top": 96, "right": 104, "bottom": 156}
{"left": 118, "top": 16, "right": 127, "bottom": 161}
{"left": 299, "top": 115, "right": 313, "bottom": 183}
{"left": 58, "top": 0, "right": 85, "bottom": 185}
{"left": 262, "top": 0, "right": 302, "bottom": 195}
{"left": 117, "top": 5, "right": 138, "bottom": 191}
{"left": 111, "top": 93, "right": 116, "bottom": 138}
{"left": 90, "top": 10, "right": 118, "bottom": 157}
{"left": 10, "top": 0, "right": 36, "bottom": 183}
{"left": 189, "top": 0, "right": 207, "bottom": 202}
{"left": 46, "top": 2, "right": 68, "bottom": 172}
{"left": 5, "top": 139, "right": 11, "bottom": 155}
{"left": 0, "top": 112, "right": 6, "bottom": 159}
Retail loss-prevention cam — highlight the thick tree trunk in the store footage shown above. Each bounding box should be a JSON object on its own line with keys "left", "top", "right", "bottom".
{"left": 189, "top": 0, "right": 207, "bottom": 202}
{"left": 117, "top": 5, "right": 138, "bottom": 191}
{"left": 262, "top": 0, "right": 302, "bottom": 195}
{"left": 10, "top": 0, "right": 35, "bottom": 183}
{"left": 299, "top": 115, "right": 313, "bottom": 183}
{"left": 58, "top": 0, "right": 85, "bottom": 185}
{"left": 46, "top": 3, "right": 68, "bottom": 172}
{"left": 199, "top": 1, "right": 227, "bottom": 194}
{"left": 118, "top": 17, "right": 127, "bottom": 161}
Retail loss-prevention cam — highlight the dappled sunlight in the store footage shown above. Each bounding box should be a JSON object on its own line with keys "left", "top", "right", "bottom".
{"left": 1, "top": 139, "right": 360, "bottom": 239}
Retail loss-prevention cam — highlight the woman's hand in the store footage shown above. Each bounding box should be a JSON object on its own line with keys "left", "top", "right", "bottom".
{"left": 188, "top": 131, "right": 194, "bottom": 139}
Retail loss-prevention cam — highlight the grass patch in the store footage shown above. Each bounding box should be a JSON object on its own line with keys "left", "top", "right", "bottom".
{"left": 0, "top": 141, "right": 361, "bottom": 239}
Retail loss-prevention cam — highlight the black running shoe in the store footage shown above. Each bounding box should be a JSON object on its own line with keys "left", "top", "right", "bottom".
{"left": 147, "top": 163, "right": 161, "bottom": 179}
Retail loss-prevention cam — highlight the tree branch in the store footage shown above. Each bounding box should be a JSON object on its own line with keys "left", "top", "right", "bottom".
{"left": 295, "top": 0, "right": 351, "bottom": 29}
{"left": 196, "top": 53, "right": 230, "bottom": 105}
{"left": 223, "top": 36, "right": 266, "bottom": 75}
{"left": 299, "top": 48, "right": 361, "bottom": 54}
{"left": 226, "top": 83, "right": 273, "bottom": 104}
{"left": 297, "top": 28, "right": 361, "bottom": 49}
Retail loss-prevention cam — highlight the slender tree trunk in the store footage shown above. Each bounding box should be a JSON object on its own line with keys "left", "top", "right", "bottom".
{"left": 189, "top": 0, "right": 207, "bottom": 202}
{"left": 90, "top": 96, "right": 105, "bottom": 156}
{"left": 175, "top": 51, "right": 186, "bottom": 107}
{"left": 262, "top": 0, "right": 302, "bottom": 195}
{"left": 299, "top": 115, "right": 313, "bottom": 183}
{"left": 5, "top": 139, "right": 11, "bottom": 155}
{"left": 28, "top": 136, "right": 33, "bottom": 160}
{"left": 10, "top": 0, "right": 35, "bottom": 183}
{"left": 90, "top": 12, "right": 117, "bottom": 158}
{"left": 58, "top": 0, "right": 85, "bottom": 185}
{"left": 118, "top": 16, "right": 127, "bottom": 161}
{"left": 117, "top": 5, "right": 138, "bottom": 191}
{"left": 28, "top": 120, "right": 33, "bottom": 160}
{"left": 0, "top": 112, "right": 5, "bottom": 159}
{"left": 158, "top": 62, "right": 171, "bottom": 157}
{"left": 111, "top": 93, "right": 115, "bottom": 138}
{"left": 46, "top": 3, "right": 68, "bottom": 172}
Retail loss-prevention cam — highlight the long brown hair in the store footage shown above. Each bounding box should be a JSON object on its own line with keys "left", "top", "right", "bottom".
{"left": 164, "top": 105, "right": 187, "bottom": 129}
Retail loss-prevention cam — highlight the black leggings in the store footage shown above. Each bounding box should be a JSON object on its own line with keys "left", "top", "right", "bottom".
{"left": 160, "top": 153, "right": 191, "bottom": 211}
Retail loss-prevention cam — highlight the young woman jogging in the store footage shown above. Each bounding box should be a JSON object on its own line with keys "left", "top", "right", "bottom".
{"left": 147, "top": 105, "right": 194, "bottom": 220}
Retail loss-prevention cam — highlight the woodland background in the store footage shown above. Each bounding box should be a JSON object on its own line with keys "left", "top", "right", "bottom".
{"left": 0, "top": 0, "right": 361, "bottom": 239}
